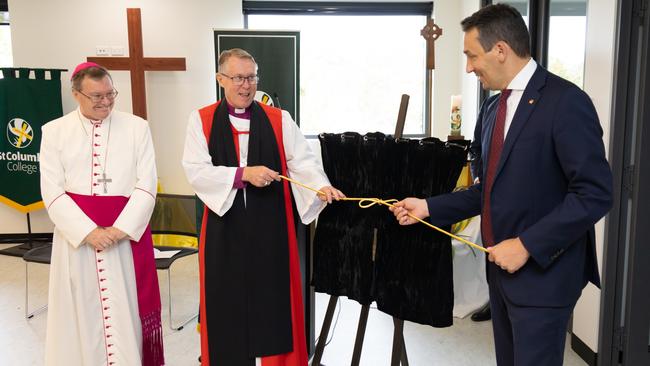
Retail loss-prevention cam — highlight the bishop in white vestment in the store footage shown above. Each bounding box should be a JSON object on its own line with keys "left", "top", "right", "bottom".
{"left": 40, "top": 63, "right": 163, "bottom": 366}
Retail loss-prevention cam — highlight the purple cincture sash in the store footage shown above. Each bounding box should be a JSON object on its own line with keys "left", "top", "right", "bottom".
{"left": 67, "top": 192, "right": 164, "bottom": 366}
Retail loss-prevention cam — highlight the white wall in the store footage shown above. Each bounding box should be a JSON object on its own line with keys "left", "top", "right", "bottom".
{"left": 2, "top": 0, "right": 243, "bottom": 233}
{"left": 573, "top": 0, "right": 618, "bottom": 352}
{"left": 432, "top": 1, "right": 463, "bottom": 139}
{"left": 431, "top": 0, "right": 480, "bottom": 140}
{"left": 459, "top": 0, "right": 481, "bottom": 139}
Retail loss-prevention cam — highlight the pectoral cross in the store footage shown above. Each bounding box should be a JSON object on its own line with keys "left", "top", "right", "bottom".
{"left": 98, "top": 172, "right": 112, "bottom": 194}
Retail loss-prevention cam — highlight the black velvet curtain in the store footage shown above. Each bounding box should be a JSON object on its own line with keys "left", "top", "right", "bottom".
{"left": 313, "top": 133, "right": 467, "bottom": 327}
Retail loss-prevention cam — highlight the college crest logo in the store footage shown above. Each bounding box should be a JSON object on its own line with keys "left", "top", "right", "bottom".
{"left": 6, "top": 118, "right": 34, "bottom": 149}
{"left": 255, "top": 90, "right": 275, "bottom": 106}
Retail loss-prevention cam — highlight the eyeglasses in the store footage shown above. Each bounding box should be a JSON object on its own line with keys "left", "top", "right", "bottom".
{"left": 219, "top": 73, "right": 259, "bottom": 86}
{"left": 76, "top": 89, "right": 119, "bottom": 103}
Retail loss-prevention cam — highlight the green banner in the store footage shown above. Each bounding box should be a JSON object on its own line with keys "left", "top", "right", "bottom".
{"left": 0, "top": 68, "right": 63, "bottom": 212}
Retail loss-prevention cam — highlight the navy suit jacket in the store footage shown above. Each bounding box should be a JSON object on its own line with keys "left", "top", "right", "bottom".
{"left": 427, "top": 65, "right": 612, "bottom": 307}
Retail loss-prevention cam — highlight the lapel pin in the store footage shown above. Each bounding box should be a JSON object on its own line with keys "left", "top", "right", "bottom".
{"left": 528, "top": 99, "right": 535, "bottom": 104}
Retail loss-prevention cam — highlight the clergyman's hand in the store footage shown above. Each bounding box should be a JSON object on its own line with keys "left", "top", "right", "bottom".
{"left": 317, "top": 186, "right": 346, "bottom": 204}
{"left": 243, "top": 166, "right": 280, "bottom": 187}
{"left": 105, "top": 227, "right": 128, "bottom": 243}
{"left": 389, "top": 197, "right": 429, "bottom": 225}
{"left": 486, "top": 237, "right": 530, "bottom": 274}
{"left": 84, "top": 227, "right": 116, "bottom": 251}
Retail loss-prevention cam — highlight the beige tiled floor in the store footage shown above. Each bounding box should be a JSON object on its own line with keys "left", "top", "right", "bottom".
{"left": 0, "top": 243, "right": 587, "bottom": 365}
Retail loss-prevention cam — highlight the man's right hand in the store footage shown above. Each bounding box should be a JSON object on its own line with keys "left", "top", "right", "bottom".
{"left": 389, "top": 197, "right": 429, "bottom": 225}
{"left": 242, "top": 166, "right": 280, "bottom": 187}
{"left": 84, "top": 227, "right": 116, "bottom": 251}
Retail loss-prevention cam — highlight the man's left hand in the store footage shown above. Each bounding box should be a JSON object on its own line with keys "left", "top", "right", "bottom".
{"left": 487, "top": 237, "right": 530, "bottom": 274}
{"left": 105, "top": 227, "right": 128, "bottom": 243}
{"left": 317, "top": 186, "right": 346, "bottom": 204}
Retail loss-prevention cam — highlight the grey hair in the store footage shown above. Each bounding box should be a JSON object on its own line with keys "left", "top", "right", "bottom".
{"left": 217, "top": 48, "right": 257, "bottom": 73}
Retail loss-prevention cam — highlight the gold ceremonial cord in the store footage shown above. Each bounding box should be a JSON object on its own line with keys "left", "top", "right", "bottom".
{"left": 279, "top": 175, "right": 488, "bottom": 253}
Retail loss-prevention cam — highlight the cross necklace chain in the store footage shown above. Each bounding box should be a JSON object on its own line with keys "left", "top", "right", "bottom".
{"left": 78, "top": 110, "right": 113, "bottom": 194}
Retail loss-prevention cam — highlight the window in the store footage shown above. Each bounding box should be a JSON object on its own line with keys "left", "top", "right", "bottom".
{"left": 0, "top": 12, "right": 11, "bottom": 67}
{"left": 547, "top": 0, "right": 586, "bottom": 88}
{"left": 496, "top": 0, "right": 529, "bottom": 25}
{"left": 245, "top": 2, "right": 432, "bottom": 136}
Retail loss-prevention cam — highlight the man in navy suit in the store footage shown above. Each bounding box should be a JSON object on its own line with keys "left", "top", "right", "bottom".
{"left": 391, "top": 4, "right": 612, "bottom": 365}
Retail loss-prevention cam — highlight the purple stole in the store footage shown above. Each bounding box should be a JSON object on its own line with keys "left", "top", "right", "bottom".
{"left": 67, "top": 192, "right": 164, "bottom": 366}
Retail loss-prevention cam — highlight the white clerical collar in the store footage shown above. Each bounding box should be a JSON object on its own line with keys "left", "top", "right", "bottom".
{"left": 77, "top": 107, "right": 110, "bottom": 125}
{"left": 507, "top": 58, "right": 537, "bottom": 91}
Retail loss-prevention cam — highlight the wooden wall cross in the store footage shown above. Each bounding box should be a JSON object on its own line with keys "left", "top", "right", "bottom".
{"left": 87, "top": 8, "right": 186, "bottom": 120}
{"left": 420, "top": 18, "right": 443, "bottom": 70}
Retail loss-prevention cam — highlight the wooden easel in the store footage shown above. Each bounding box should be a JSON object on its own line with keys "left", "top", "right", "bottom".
{"left": 313, "top": 19, "right": 443, "bottom": 364}
{"left": 312, "top": 95, "right": 411, "bottom": 366}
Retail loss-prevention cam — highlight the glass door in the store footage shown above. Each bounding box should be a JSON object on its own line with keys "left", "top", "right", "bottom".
{"left": 599, "top": 0, "right": 650, "bottom": 364}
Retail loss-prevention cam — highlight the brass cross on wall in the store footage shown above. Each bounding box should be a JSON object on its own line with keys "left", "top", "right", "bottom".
{"left": 87, "top": 8, "right": 186, "bottom": 120}
{"left": 420, "top": 18, "right": 443, "bottom": 70}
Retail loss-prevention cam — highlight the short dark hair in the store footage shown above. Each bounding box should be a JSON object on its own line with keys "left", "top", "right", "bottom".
{"left": 461, "top": 4, "right": 531, "bottom": 58}
{"left": 71, "top": 66, "right": 112, "bottom": 91}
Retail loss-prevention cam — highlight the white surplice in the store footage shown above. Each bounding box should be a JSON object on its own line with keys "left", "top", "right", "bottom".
{"left": 182, "top": 108, "right": 330, "bottom": 223}
{"left": 39, "top": 108, "right": 157, "bottom": 366}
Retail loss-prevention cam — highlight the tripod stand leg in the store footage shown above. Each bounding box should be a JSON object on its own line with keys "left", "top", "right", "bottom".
{"left": 350, "top": 304, "right": 370, "bottom": 366}
{"left": 400, "top": 331, "right": 409, "bottom": 366}
{"left": 312, "top": 295, "right": 338, "bottom": 365}
{"left": 391, "top": 317, "right": 408, "bottom": 366}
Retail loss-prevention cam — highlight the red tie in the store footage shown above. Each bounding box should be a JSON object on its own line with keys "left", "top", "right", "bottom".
{"left": 481, "top": 89, "right": 512, "bottom": 247}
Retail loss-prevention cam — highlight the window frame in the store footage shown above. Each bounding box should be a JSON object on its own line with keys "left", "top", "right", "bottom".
{"left": 243, "top": 1, "right": 433, "bottom": 17}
